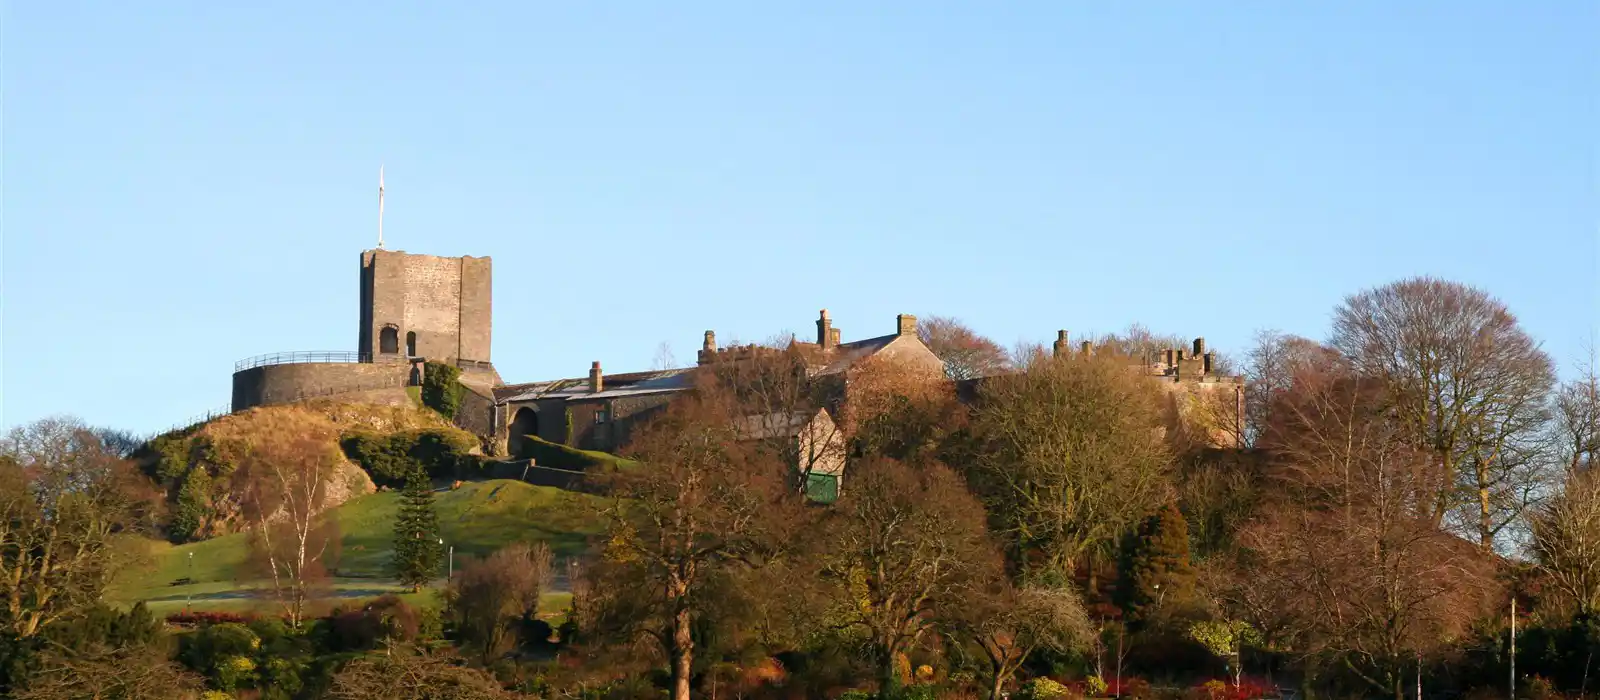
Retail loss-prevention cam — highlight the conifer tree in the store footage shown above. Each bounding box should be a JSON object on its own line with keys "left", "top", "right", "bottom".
{"left": 1116, "top": 501, "right": 1197, "bottom": 625}
{"left": 392, "top": 468, "right": 444, "bottom": 592}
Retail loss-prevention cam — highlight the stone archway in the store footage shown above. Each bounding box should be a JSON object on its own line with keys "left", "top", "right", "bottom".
{"left": 508, "top": 407, "right": 540, "bottom": 459}
{"left": 379, "top": 326, "right": 400, "bottom": 355}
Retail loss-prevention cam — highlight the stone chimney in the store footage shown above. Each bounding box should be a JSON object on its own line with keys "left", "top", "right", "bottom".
{"left": 1080, "top": 340, "right": 1093, "bottom": 357}
{"left": 589, "top": 361, "right": 603, "bottom": 393}
{"left": 1164, "top": 349, "right": 1176, "bottom": 366}
{"left": 1193, "top": 337, "right": 1207, "bottom": 357}
{"left": 817, "top": 310, "right": 835, "bottom": 350}
{"left": 698, "top": 331, "right": 717, "bottom": 365}
{"left": 897, "top": 314, "right": 918, "bottom": 337}
{"left": 1203, "top": 352, "right": 1214, "bottom": 375}
{"left": 1053, "top": 330, "right": 1070, "bottom": 357}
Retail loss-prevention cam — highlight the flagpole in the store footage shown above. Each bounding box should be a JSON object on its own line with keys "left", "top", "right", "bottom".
{"left": 378, "top": 166, "right": 386, "bottom": 249}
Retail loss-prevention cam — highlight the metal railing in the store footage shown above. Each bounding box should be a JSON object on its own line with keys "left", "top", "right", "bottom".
{"left": 234, "top": 351, "right": 377, "bottom": 372}
{"left": 138, "top": 404, "right": 234, "bottom": 444}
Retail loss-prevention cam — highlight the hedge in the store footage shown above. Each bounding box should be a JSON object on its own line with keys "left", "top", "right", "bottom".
{"left": 341, "top": 428, "right": 484, "bottom": 487}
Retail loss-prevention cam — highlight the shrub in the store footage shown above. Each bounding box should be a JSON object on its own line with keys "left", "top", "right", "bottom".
{"left": 215, "top": 654, "right": 258, "bottom": 691}
{"left": 519, "top": 435, "right": 635, "bottom": 473}
{"left": 1084, "top": 675, "right": 1108, "bottom": 697}
{"left": 421, "top": 361, "right": 463, "bottom": 418}
{"left": 167, "top": 610, "right": 254, "bottom": 627}
{"left": 341, "top": 428, "right": 482, "bottom": 487}
{"left": 1519, "top": 675, "right": 1557, "bottom": 700}
{"left": 1021, "top": 678, "right": 1073, "bottom": 700}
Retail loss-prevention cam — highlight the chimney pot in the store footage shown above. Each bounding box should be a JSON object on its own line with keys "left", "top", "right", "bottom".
{"left": 1053, "top": 330, "right": 1070, "bottom": 357}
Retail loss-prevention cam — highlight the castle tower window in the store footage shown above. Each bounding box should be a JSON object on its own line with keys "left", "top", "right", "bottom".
{"left": 405, "top": 331, "right": 417, "bottom": 357}
{"left": 379, "top": 327, "right": 399, "bottom": 355}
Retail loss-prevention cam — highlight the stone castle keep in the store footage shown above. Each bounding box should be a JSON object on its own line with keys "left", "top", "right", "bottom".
{"left": 231, "top": 248, "right": 1245, "bottom": 460}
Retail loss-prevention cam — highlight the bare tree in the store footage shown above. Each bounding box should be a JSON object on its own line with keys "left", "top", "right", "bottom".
{"left": 969, "top": 352, "right": 1174, "bottom": 583}
{"left": 1246, "top": 366, "right": 1500, "bottom": 699}
{"left": 652, "top": 341, "right": 678, "bottom": 371}
{"left": 702, "top": 341, "right": 849, "bottom": 493}
{"left": 227, "top": 413, "right": 345, "bottom": 629}
{"left": 918, "top": 315, "right": 1011, "bottom": 381}
{"left": 1532, "top": 469, "right": 1600, "bottom": 616}
{"left": 955, "top": 580, "right": 1094, "bottom": 700}
{"left": 592, "top": 382, "right": 791, "bottom": 700}
{"left": 328, "top": 646, "right": 516, "bottom": 700}
{"left": 1243, "top": 330, "right": 1339, "bottom": 448}
{"left": 1330, "top": 276, "right": 1557, "bottom": 549}
{"left": 1552, "top": 365, "right": 1600, "bottom": 474}
{"left": 839, "top": 353, "right": 965, "bottom": 464}
{"left": 15, "top": 646, "right": 206, "bottom": 700}
{"left": 0, "top": 417, "right": 151, "bottom": 638}
{"left": 818, "top": 458, "right": 993, "bottom": 695}
{"left": 446, "top": 541, "right": 554, "bottom": 663}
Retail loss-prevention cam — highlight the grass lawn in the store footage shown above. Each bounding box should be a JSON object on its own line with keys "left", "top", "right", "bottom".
{"left": 110, "top": 479, "right": 608, "bottom": 613}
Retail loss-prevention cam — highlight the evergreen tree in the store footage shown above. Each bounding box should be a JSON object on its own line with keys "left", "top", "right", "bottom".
{"left": 392, "top": 468, "right": 444, "bottom": 592}
{"left": 1116, "top": 501, "right": 1197, "bottom": 625}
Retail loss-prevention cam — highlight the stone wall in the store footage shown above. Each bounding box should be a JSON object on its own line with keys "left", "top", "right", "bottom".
{"left": 454, "top": 383, "right": 497, "bottom": 452}
{"left": 402, "top": 254, "right": 463, "bottom": 360}
{"left": 232, "top": 361, "right": 411, "bottom": 411}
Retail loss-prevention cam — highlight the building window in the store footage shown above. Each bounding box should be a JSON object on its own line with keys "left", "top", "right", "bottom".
{"left": 379, "top": 326, "right": 399, "bottom": 354}
{"left": 405, "top": 331, "right": 417, "bottom": 357}
{"left": 594, "top": 409, "right": 609, "bottom": 424}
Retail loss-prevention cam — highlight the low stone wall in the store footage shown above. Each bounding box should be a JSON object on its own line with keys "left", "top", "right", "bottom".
{"left": 232, "top": 362, "right": 411, "bottom": 411}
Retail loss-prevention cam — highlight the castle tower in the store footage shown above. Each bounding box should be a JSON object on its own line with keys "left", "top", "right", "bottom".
{"left": 358, "top": 249, "right": 493, "bottom": 363}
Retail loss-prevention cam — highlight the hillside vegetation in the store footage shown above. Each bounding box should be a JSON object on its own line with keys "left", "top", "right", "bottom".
{"left": 135, "top": 401, "right": 484, "bottom": 542}
{"left": 110, "top": 479, "right": 606, "bottom": 612}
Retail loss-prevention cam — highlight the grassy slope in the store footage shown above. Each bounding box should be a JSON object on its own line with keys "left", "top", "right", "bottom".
{"left": 112, "top": 479, "right": 608, "bottom": 613}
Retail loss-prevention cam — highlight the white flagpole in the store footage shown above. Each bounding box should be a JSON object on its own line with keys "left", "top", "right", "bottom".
{"left": 378, "top": 166, "right": 386, "bottom": 248}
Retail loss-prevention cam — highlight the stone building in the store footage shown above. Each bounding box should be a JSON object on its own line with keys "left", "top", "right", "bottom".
{"left": 232, "top": 248, "right": 502, "bottom": 415}
{"left": 227, "top": 244, "right": 1242, "bottom": 478}
{"left": 492, "top": 310, "right": 944, "bottom": 451}
{"left": 1050, "top": 329, "right": 1246, "bottom": 448}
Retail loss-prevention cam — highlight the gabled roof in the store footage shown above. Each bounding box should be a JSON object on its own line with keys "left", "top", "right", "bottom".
{"left": 495, "top": 368, "right": 694, "bottom": 404}
{"left": 816, "top": 334, "right": 901, "bottom": 375}
{"left": 731, "top": 409, "right": 826, "bottom": 441}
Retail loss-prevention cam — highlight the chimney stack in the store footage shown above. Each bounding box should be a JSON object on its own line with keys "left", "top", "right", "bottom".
{"left": 1193, "top": 337, "right": 1207, "bottom": 357}
{"left": 589, "top": 361, "right": 603, "bottom": 393}
{"left": 1080, "top": 340, "right": 1093, "bottom": 357}
{"left": 1053, "top": 330, "right": 1070, "bottom": 357}
{"left": 698, "top": 331, "right": 717, "bottom": 365}
{"left": 897, "top": 314, "right": 918, "bottom": 337}
{"left": 1164, "top": 349, "right": 1176, "bottom": 366}
{"left": 1203, "top": 352, "right": 1214, "bottom": 375}
{"left": 817, "top": 309, "right": 835, "bottom": 350}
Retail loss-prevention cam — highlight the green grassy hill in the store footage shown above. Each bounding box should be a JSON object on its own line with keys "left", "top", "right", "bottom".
{"left": 111, "top": 479, "right": 608, "bottom": 614}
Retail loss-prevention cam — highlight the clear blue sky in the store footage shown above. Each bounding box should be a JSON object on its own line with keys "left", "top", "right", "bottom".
{"left": 4, "top": 2, "right": 1596, "bottom": 435}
